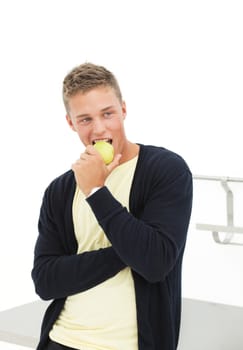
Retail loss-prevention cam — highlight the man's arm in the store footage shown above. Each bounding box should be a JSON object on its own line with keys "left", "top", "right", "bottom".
{"left": 86, "top": 169, "right": 192, "bottom": 283}
{"left": 31, "top": 189, "right": 126, "bottom": 301}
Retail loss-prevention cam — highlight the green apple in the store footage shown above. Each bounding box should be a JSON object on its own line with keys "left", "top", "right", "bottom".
{"left": 93, "top": 141, "right": 114, "bottom": 165}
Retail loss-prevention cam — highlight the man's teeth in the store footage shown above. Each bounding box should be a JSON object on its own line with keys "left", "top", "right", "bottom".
{"left": 93, "top": 139, "right": 112, "bottom": 144}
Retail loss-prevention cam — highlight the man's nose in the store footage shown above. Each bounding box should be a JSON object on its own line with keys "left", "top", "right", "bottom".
{"left": 93, "top": 118, "right": 106, "bottom": 134}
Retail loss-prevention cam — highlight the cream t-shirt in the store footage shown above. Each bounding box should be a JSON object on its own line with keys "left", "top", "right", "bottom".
{"left": 50, "top": 156, "right": 138, "bottom": 350}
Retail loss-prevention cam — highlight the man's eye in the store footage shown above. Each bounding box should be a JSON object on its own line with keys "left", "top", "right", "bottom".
{"left": 79, "top": 117, "right": 91, "bottom": 124}
{"left": 104, "top": 112, "right": 113, "bottom": 118}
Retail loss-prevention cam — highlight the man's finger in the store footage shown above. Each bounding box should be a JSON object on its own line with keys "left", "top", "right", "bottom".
{"left": 107, "top": 154, "right": 122, "bottom": 172}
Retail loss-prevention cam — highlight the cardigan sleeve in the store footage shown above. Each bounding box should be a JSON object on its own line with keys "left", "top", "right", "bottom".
{"left": 86, "top": 157, "right": 193, "bottom": 283}
{"left": 31, "top": 185, "right": 126, "bottom": 301}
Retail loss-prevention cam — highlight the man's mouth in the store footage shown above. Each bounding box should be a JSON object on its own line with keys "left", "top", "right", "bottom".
{"left": 92, "top": 139, "right": 112, "bottom": 145}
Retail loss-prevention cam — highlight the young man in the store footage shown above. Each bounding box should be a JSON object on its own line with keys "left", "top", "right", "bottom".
{"left": 32, "top": 63, "right": 193, "bottom": 350}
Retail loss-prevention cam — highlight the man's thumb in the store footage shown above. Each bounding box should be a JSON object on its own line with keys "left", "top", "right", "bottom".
{"left": 107, "top": 154, "right": 122, "bottom": 172}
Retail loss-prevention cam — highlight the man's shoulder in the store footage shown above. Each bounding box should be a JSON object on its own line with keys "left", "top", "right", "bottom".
{"left": 139, "top": 144, "right": 191, "bottom": 174}
{"left": 45, "top": 169, "right": 75, "bottom": 195}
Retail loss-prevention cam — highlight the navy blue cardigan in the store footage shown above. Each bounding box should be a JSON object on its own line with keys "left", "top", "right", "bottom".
{"left": 32, "top": 144, "right": 193, "bottom": 350}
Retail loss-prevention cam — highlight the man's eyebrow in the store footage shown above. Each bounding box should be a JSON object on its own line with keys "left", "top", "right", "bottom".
{"left": 75, "top": 113, "right": 90, "bottom": 119}
{"left": 75, "top": 105, "right": 115, "bottom": 119}
{"left": 101, "top": 105, "right": 115, "bottom": 111}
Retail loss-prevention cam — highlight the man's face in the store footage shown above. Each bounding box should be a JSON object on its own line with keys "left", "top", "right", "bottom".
{"left": 66, "top": 86, "right": 127, "bottom": 158}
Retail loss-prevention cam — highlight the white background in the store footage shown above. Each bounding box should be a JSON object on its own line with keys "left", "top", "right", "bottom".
{"left": 0, "top": 1, "right": 242, "bottom": 343}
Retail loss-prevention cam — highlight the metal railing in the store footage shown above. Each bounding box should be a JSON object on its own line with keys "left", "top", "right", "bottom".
{"left": 193, "top": 175, "right": 243, "bottom": 245}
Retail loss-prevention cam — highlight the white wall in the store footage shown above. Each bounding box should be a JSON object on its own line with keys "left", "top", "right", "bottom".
{"left": 0, "top": 0, "right": 242, "bottom": 311}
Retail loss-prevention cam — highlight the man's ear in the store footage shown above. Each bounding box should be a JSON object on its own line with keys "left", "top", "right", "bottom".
{"left": 122, "top": 101, "right": 127, "bottom": 120}
{"left": 66, "top": 114, "right": 76, "bottom": 131}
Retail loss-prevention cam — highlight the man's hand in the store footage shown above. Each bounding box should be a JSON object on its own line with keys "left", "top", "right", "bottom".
{"left": 72, "top": 145, "right": 121, "bottom": 196}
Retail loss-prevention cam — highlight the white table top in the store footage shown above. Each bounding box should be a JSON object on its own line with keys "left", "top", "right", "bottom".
{"left": 0, "top": 298, "right": 243, "bottom": 350}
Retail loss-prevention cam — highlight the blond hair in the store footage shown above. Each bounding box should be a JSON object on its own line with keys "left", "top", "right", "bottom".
{"left": 63, "top": 62, "right": 123, "bottom": 111}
